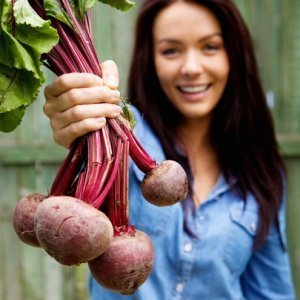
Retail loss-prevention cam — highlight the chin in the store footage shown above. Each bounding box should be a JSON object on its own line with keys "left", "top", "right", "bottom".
{"left": 177, "top": 107, "right": 209, "bottom": 119}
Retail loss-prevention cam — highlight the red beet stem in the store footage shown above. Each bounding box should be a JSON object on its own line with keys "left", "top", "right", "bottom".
{"left": 50, "top": 137, "right": 86, "bottom": 196}
{"left": 82, "top": 126, "right": 114, "bottom": 202}
{"left": 91, "top": 138, "right": 122, "bottom": 208}
{"left": 60, "top": 0, "right": 101, "bottom": 75}
{"left": 119, "top": 124, "right": 156, "bottom": 173}
{"left": 79, "top": 131, "right": 104, "bottom": 201}
{"left": 108, "top": 119, "right": 129, "bottom": 142}
{"left": 108, "top": 141, "right": 131, "bottom": 235}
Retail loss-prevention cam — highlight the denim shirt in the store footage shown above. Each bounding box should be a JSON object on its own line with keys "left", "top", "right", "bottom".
{"left": 89, "top": 107, "right": 295, "bottom": 300}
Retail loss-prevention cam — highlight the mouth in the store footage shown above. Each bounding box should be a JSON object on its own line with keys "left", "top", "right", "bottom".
{"left": 177, "top": 84, "right": 211, "bottom": 94}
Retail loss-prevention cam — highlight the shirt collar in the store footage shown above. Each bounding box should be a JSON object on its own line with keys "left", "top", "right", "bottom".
{"left": 206, "top": 172, "right": 238, "bottom": 202}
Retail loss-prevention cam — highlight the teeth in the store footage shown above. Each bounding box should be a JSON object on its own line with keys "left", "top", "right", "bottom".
{"left": 180, "top": 85, "right": 209, "bottom": 93}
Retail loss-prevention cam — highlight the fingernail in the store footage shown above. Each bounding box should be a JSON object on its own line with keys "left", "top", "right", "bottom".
{"left": 111, "top": 90, "right": 120, "bottom": 99}
{"left": 95, "top": 76, "right": 102, "bottom": 84}
{"left": 95, "top": 75, "right": 102, "bottom": 83}
{"left": 113, "top": 105, "right": 122, "bottom": 113}
{"left": 105, "top": 74, "right": 118, "bottom": 87}
{"left": 96, "top": 117, "right": 106, "bottom": 124}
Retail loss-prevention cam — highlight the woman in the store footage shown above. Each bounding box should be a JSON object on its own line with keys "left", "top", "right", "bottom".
{"left": 44, "top": 0, "right": 296, "bottom": 299}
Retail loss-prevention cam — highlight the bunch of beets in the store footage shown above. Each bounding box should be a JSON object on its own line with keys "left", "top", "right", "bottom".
{"left": 12, "top": 0, "right": 188, "bottom": 295}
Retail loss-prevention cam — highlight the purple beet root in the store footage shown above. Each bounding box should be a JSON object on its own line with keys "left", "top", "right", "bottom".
{"left": 13, "top": 193, "right": 46, "bottom": 247}
{"left": 34, "top": 196, "right": 113, "bottom": 266}
{"left": 88, "top": 229, "right": 154, "bottom": 295}
{"left": 141, "top": 160, "right": 188, "bottom": 206}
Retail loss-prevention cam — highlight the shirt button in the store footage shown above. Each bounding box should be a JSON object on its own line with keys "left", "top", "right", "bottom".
{"left": 250, "top": 222, "right": 256, "bottom": 233}
{"left": 199, "top": 215, "right": 205, "bottom": 223}
{"left": 176, "top": 282, "right": 184, "bottom": 293}
{"left": 184, "top": 242, "right": 192, "bottom": 253}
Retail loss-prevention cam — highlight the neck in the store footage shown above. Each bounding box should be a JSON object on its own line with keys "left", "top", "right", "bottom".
{"left": 176, "top": 117, "right": 220, "bottom": 207}
{"left": 177, "top": 117, "right": 212, "bottom": 156}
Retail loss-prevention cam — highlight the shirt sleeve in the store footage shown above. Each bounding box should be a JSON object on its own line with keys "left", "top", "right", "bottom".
{"left": 241, "top": 198, "right": 296, "bottom": 300}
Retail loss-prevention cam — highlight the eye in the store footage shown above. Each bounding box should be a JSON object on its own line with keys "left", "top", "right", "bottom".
{"left": 161, "top": 48, "right": 179, "bottom": 57}
{"left": 203, "top": 43, "right": 220, "bottom": 52}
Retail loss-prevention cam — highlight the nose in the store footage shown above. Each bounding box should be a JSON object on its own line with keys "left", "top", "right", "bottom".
{"left": 180, "top": 50, "right": 203, "bottom": 76}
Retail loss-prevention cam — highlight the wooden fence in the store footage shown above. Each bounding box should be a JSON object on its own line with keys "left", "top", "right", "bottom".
{"left": 0, "top": 1, "right": 299, "bottom": 299}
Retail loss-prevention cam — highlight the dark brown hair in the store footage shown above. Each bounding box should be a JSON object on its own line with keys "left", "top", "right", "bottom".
{"left": 127, "top": 0, "right": 285, "bottom": 246}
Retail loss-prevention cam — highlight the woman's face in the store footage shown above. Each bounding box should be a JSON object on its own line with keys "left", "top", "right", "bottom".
{"left": 153, "top": 1, "right": 229, "bottom": 122}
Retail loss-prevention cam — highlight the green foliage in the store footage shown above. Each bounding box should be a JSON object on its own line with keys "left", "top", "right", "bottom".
{"left": 0, "top": 0, "right": 134, "bottom": 133}
{"left": 44, "top": 0, "right": 74, "bottom": 28}
{"left": 121, "top": 97, "right": 136, "bottom": 129}
{"left": 97, "top": 0, "right": 135, "bottom": 12}
{"left": 0, "top": 0, "right": 58, "bottom": 132}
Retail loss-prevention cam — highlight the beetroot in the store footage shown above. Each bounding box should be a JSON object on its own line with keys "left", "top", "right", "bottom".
{"left": 88, "top": 230, "right": 154, "bottom": 295}
{"left": 34, "top": 196, "right": 113, "bottom": 266}
{"left": 13, "top": 193, "right": 46, "bottom": 247}
{"left": 120, "top": 125, "right": 189, "bottom": 206}
{"left": 141, "top": 160, "right": 188, "bottom": 206}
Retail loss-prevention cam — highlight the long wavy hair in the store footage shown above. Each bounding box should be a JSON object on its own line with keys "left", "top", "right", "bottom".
{"left": 127, "top": 0, "right": 285, "bottom": 246}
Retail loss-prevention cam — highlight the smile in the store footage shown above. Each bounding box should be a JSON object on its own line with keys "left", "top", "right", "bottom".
{"left": 178, "top": 84, "right": 210, "bottom": 94}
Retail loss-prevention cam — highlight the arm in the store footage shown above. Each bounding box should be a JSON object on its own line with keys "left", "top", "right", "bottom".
{"left": 241, "top": 199, "right": 296, "bottom": 300}
{"left": 43, "top": 60, "right": 121, "bottom": 148}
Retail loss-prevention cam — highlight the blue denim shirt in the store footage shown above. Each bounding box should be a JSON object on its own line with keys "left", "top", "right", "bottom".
{"left": 89, "top": 107, "right": 295, "bottom": 300}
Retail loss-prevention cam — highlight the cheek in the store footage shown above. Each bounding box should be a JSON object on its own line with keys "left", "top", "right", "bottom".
{"left": 154, "top": 57, "right": 177, "bottom": 89}
{"left": 155, "top": 68, "right": 174, "bottom": 97}
{"left": 209, "top": 61, "right": 229, "bottom": 100}
{"left": 218, "top": 56, "right": 230, "bottom": 85}
{"left": 155, "top": 63, "right": 167, "bottom": 84}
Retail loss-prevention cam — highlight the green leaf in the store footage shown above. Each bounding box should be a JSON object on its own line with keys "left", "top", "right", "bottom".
{"left": 44, "top": 0, "right": 74, "bottom": 29}
{"left": 0, "top": 0, "right": 51, "bottom": 132}
{"left": 77, "top": 0, "right": 97, "bottom": 18}
{"left": 0, "top": 28, "right": 43, "bottom": 79}
{"left": 97, "top": 0, "right": 135, "bottom": 11}
{"left": 0, "top": 61, "right": 41, "bottom": 132}
{"left": 0, "top": 63, "right": 41, "bottom": 113}
{"left": 121, "top": 97, "right": 136, "bottom": 129}
{"left": 0, "top": 35, "right": 43, "bottom": 132}
{"left": 0, "top": 0, "right": 12, "bottom": 26}
{"left": 0, "top": 106, "right": 26, "bottom": 132}
{"left": 13, "top": 0, "right": 59, "bottom": 54}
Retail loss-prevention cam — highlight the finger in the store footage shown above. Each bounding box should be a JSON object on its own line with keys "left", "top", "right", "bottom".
{"left": 59, "top": 86, "right": 120, "bottom": 111}
{"left": 101, "top": 60, "right": 119, "bottom": 89}
{"left": 44, "top": 73, "right": 103, "bottom": 98}
{"left": 51, "top": 103, "right": 122, "bottom": 130}
{"left": 45, "top": 85, "right": 121, "bottom": 116}
{"left": 53, "top": 117, "right": 107, "bottom": 149}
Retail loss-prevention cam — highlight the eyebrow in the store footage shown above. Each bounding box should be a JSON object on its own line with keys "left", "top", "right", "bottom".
{"left": 156, "top": 33, "right": 223, "bottom": 45}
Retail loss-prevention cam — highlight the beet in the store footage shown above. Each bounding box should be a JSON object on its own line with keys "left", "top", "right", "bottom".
{"left": 88, "top": 230, "right": 154, "bottom": 295}
{"left": 13, "top": 193, "right": 46, "bottom": 247}
{"left": 34, "top": 196, "right": 113, "bottom": 266}
{"left": 141, "top": 160, "right": 188, "bottom": 206}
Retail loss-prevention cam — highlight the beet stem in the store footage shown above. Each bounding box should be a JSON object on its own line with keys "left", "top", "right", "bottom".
{"left": 50, "top": 138, "right": 86, "bottom": 195}
{"left": 121, "top": 125, "right": 156, "bottom": 173}
{"left": 91, "top": 138, "right": 122, "bottom": 208}
{"left": 108, "top": 140, "right": 130, "bottom": 235}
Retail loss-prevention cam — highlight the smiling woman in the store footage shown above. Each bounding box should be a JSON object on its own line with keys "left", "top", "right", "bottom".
{"left": 153, "top": 1, "right": 229, "bottom": 123}
{"left": 43, "top": 0, "right": 296, "bottom": 299}
{"left": 152, "top": 2, "right": 230, "bottom": 204}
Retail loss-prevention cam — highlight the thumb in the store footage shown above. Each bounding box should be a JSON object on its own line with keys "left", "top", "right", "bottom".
{"left": 101, "top": 60, "right": 119, "bottom": 89}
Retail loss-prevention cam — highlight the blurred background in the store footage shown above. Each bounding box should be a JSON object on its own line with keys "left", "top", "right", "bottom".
{"left": 0, "top": 0, "right": 299, "bottom": 299}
